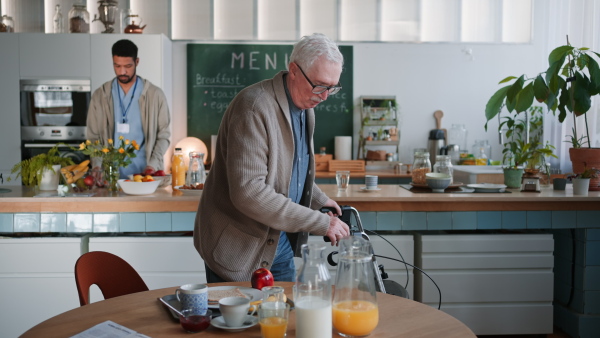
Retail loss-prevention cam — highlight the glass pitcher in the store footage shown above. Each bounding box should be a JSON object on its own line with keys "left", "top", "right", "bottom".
{"left": 294, "top": 243, "right": 332, "bottom": 338}
{"left": 186, "top": 152, "right": 206, "bottom": 187}
{"left": 333, "top": 237, "right": 379, "bottom": 337}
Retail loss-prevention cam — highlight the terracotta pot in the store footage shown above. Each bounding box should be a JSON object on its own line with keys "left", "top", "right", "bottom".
{"left": 569, "top": 148, "right": 600, "bottom": 191}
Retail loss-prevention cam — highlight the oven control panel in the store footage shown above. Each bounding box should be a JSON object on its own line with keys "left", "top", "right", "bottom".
{"left": 21, "top": 126, "right": 87, "bottom": 141}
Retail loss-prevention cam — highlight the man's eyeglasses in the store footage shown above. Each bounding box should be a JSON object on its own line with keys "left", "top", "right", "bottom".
{"left": 296, "top": 64, "right": 342, "bottom": 95}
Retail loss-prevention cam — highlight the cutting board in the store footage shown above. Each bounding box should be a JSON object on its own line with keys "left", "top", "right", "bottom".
{"left": 433, "top": 110, "right": 447, "bottom": 145}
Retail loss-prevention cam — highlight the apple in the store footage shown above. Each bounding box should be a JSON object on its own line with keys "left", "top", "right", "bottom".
{"left": 83, "top": 175, "right": 95, "bottom": 187}
{"left": 154, "top": 170, "right": 166, "bottom": 176}
{"left": 144, "top": 168, "right": 155, "bottom": 176}
{"left": 251, "top": 268, "right": 274, "bottom": 290}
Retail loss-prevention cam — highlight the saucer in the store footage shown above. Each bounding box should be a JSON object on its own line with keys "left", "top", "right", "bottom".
{"left": 210, "top": 315, "right": 258, "bottom": 332}
{"left": 360, "top": 187, "right": 381, "bottom": 192}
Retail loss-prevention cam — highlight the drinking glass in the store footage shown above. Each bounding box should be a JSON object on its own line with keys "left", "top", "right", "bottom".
{"left": 336, "top": 171, "right": 350, "bottom": 191}
{"left": 259, "top": 302, "right": 289, "bottom": 338}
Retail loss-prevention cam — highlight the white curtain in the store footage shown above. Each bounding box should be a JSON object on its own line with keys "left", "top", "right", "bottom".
{"left": 543, "top": 0, "right": 600, "bottom": 174}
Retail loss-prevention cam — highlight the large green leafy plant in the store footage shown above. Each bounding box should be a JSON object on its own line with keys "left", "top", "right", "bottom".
{"left": 485, "top": 39, "right": 600, "bottom": 148}
{"left": 9, "top": 145, "right": 74, "bottom": 187}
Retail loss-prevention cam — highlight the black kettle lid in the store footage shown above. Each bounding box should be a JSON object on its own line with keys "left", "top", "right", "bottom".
{"left": 429, "top": 129, "right": 445, "bottom": 140}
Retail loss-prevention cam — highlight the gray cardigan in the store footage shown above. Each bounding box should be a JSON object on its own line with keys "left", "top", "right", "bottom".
{"left": 193, "top": 71, "right": 330, "bottom": 281}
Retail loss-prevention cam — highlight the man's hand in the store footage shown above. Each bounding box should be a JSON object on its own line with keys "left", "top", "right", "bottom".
{"left": 323, "top": 198, "right": 342, "bottom": 216}
{"left": 325, "top": 212, "right": 350, "bottom": 246}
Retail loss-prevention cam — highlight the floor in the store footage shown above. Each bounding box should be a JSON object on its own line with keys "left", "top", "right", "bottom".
{"left": 477, "top": 327, "right": 571, "bottom": 338}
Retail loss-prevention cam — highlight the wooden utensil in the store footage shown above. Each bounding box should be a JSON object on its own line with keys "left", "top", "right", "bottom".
{"left": 433, "top": 110, "right": 447, "bottom": 145}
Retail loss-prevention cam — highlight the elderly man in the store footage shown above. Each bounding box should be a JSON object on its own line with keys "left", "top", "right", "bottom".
{"left": 194, "top": 33, "right": 350, "bottom": 283}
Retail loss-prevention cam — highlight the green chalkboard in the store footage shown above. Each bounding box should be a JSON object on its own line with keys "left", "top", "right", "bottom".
{"left": 186, "top": 43, "right": 353, "bottom": 158}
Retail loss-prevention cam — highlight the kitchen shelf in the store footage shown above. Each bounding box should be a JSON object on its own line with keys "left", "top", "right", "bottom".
{"left": 365, "top": 140, "right": 400, "bottom": 146}
{"left": 358, "top": 95, "right": 399, "bottom": 160}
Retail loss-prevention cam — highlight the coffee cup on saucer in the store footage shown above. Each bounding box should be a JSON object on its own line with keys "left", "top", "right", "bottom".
{"left": 365, "top": 175, "right": 379, "bottom": 190}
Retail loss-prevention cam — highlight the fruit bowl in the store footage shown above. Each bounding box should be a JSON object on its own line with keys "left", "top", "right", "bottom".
{"left": 117, "top": 179, "right": 161, "bottom": 195}
{"left": 128, "top": 174, "right": 171, "bottom": 188}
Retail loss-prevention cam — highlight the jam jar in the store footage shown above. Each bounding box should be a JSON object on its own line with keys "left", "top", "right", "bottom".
{"left": 412, "top": 151, "right": 431, "bottom": 185}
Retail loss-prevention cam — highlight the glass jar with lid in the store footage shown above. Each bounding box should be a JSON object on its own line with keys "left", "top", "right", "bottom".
{"left": 0, "top": 15, "right": 14, "bottom": 33}
{"left": 69, "top": 0, "right": 90, "bottom": 33}
{"left": 433, "top": 155, "right": 453, "bottom": 184}
{"left": 412, "top": 151, "right": 431, "bottom": 185}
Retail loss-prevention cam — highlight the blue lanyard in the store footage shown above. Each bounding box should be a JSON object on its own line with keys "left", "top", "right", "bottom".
{"left": 118, "top": 77, "right": 138, "bottom": 123}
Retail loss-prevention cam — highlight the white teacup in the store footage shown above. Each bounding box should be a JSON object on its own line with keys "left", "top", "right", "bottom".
{"left": 219, "top": 296, "right": 256, "bottom": 327}
{"left": 176, "top": 284, "right": 208, "bottom": 313}
{"left": 365, "top": 175, "right": 379, "bottom": 189}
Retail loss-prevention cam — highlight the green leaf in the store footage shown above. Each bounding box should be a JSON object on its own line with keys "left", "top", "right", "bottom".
{"left": 573, "top": 72, "right": 591, "bottom": 116}
{"left": 484, "top": 85, "right": 510, "bottom": 129}
{"left": 515, "top": 83, "right": 535, "bottom": 112}
{"left": 546, "top": 54, "right": 567, "bottom": 84}
{"left": 506, "top": 76, "right": 525, "bottom": 112}
{"left": 586, "top": 55, "right": 600, "bottom": 95}
{"left": 545, "top": 91, "right": 557, "bottom": 112}
{"left": 557, "top": 86, "right": 569, "bottom": 122}
{"left": 499, "top": 76, "right": 517, "bottom": 84}
{"left": 533, "top": 75, "right": 549, "bottom": 102}
{"left": 548, "top": 45, "right": 574, "bottom": 65}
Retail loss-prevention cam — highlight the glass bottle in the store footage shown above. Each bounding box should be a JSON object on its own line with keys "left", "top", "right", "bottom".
{"left": 171, "top": 148, "right": 186, "bottom": 188}
{"left": 68, "top": 0, "right": 90, "bottom": 33}
{"left": 333, "top": 237, "right": 379, "bottom": 337}
{"left": 53, "top": 5, "right": 64, "bottom": 33}
{"left": 476, "top": 147, "right": 488, "bottom": 165}
{"left": 412, "top": 151, "right": 431, "bottom": 185}
{"left": 448, "top": 124, "right": 468, "bottom": 152}
{"left": 0, "top": 15, "right": 14, "bottom": 33}
{"left": 433, "top": 155, "right": 453, "bottom": 184}
{"left": 186, "top": 152, "right": 206, "bottom": 187}
{"left": 294, "top": 243, "right": 332, "bottom": 338}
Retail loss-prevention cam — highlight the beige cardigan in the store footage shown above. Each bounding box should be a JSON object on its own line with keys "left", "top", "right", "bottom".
{"left": 86, "top": 77, "right": 171, "bottom": 170}
{"left": 193, "top": 71, "right": 330, "bottom": 281}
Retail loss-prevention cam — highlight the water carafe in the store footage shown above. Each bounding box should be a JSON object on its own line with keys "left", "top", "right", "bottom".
{"left": 333, "top": 237, "right": 379, "bottom": 337}
{"left": 294, "top": 243, "right": 332, "bottom": 338}
{"left": 186, "top": 152, "right": 206, "bottom": 187}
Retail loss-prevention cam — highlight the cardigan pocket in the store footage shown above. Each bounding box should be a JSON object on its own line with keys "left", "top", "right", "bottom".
{"left": 212, "top": 225, "right": 261, "bottom": 273}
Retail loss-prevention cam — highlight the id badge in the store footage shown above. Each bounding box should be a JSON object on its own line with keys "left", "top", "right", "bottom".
{"left": 117, "top": 123, "right": 130, "bottom": 134}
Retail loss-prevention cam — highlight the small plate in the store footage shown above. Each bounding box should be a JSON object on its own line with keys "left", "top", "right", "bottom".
{"left": 410, "top": 182, "right": 464, "bottom": 189}
{"left": 466, "top": 183, "right": 507, "bottom": 193}
{"left": 211, "top": 315, "right": 258, "bottom": 332}
{"left": 207, "top": 286, "right": 263, "bottom": 309}
{"left": 360, "top": 187, "right": 381, "bottom": 192}
{"left": 174, "top": 185, "right": 203, "bottom": 196}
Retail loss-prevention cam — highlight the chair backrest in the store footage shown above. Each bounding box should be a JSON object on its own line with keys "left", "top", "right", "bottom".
{"left": 74, "top": 251, "right": 149, "bottom": 306}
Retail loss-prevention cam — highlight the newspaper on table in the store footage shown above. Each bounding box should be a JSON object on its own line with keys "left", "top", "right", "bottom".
{"left": 70, "top": 320, "right": 151, "bottom": 338}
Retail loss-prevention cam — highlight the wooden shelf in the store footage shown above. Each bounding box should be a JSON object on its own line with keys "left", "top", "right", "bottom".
{"left": 365, "top": 140, "right": 400, "bottom": 145}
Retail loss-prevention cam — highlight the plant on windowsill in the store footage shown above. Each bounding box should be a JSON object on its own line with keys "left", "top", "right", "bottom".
{"left": 567, "top": 162, "right": 599, "bottom": 195}
{"left": 8, "top": 145, "right": 75, "bottom": 189}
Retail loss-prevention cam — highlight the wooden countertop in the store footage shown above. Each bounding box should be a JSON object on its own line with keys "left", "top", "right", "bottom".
{"left": 1, "top": 183, "right": 599, "bottom": 213}
{"left": 315, "top": 170, "right": 410, "bottom": 178}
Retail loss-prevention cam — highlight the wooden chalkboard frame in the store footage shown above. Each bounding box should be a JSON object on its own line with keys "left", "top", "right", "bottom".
{"left": 186, "top": 43, "right": 353, "bottom": 160}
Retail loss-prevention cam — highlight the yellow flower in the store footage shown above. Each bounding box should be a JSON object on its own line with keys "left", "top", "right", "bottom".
{"left": 85, "top": 140, "right": 91, "bottom": 145}
{"left": 102, "top": 148, "right": 109, "bottom": 153}
{"left": 79, "top": 142, "right": 86, "bottom": 150}
{"left": 125, "top": 139, "right": 130, "bottom": 145}
{"left": 119, "top": 135, "right": 124, "bottom": 140}
{"left": 133, "top": 143, "right": 140, "bottom": 151}
{"left": 119, "top": 148, "right": 125, "bottom": 154}
{"left": 108, "top": 139, "right": 113, "bottom": 145}
{"left": 94, "top": 140, "right": 100, "bottom": 145}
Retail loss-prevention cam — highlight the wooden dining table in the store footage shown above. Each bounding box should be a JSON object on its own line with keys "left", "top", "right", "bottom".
{"left": 21, "top": 282, "right": 476, "bottom": 338}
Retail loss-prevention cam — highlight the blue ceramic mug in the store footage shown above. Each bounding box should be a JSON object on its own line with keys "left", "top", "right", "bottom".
{"left": 176, "top": 283, "right": 208, "bottom": 313}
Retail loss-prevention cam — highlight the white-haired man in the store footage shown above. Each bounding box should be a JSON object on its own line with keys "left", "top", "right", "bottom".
{"left": 194, "top": 33, "right": 350, "bottom": 283}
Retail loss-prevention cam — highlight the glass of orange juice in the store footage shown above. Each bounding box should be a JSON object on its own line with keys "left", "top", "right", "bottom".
{"left": 259, "top": 301, "right": 289, "bottom": 338}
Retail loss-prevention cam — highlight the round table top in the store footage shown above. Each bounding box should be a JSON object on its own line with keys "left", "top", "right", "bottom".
{"left": 21, "top": 282, "right": 475, "bottom": 338}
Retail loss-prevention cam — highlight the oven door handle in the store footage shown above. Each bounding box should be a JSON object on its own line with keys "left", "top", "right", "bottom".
{"left": 23, "top": 143, "right": 81, "bottom": 148}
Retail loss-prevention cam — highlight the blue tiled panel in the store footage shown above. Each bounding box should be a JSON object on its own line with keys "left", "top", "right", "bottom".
{"left": 586, "top": 229, "right": 600, "bottom": 241}
{"left": 427, "top": 212, "right": 452, "bottom": 230}
{"left": 0, "top": 213, "right": 13, "bottom": 232}
{"left": 376, "top": 212, "right": 401, "bottom": 231}
{"left": 577, "top": 211, "right": 600, "bottom": 228}
{"left": 552, "top": 211, "right": 577, "bottom": 229}
{"left": 120, "top": 213, "right": 146, "bottom": 232}
{"left": 477, "top": 211, "right": 501, "bottom": 229}
{"left": 584, "top": 291, "right": 600, "bottom": 314}
{"left": 14, "top": 213, "right": 40, "bottom": 232}
{"left": 67, "top": 213, "right": 93, "bottom": 232}
{"left": 402, "top": 212, "right": 427, "bottom": 231}
{"left": 146, "top": 212, "right": 172, "bottom": 231}
{"left": 93, "top": 213, "right": 119, "bottom": 232}
{"left": 502, "top": 211, "right": 526, "bottom": 229}
{"left": 359, "top": 212, "right": 377, "bottom": 231}
{"left": 452, "top": 212, "right": 477, "bottom": 230}
{"left": 172, "top": 212, "right": 197, "bottom": 231}
{"left": 527, "top": 211, "right": 552, "bottom": 229}
{"left": 579, "top": 316, "right": 600, "bottom": 338}
{"left": 40, "top": 213, "right": 67, "bottom": 232}
{"left": 584, "top": 244, "right": 600, "bottom": 269}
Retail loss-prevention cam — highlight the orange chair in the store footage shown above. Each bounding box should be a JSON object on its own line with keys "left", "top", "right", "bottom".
{"left": 74, "top": 251, "right": 149, "bottom": 306}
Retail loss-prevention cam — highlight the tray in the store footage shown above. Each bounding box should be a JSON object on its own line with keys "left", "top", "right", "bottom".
{"left": 328, "top": 160, "right": 366, "bottom": 172}
{"left": 174, "top": 186, "right": 203, "bottom": 195}
{"left": 410, "top": 182, "right": 464, "bottom": 189}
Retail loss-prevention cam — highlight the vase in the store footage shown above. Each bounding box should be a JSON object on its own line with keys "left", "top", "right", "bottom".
{"left": 503, "top": 168, "right": 524, "bottom": 189}
{"left": 572, "top": 178, "right": 590, "bottom": 196}
{"left": 39, "top": 164, "right": 62, "bottom": 191}
{"left": 104, "top": 161, "right": 120, "bottom": 192}
{"left": 569, "top": 148, "right": 600, "bottom": 191}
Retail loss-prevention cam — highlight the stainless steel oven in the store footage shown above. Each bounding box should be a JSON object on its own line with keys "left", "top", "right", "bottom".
{"left": 20, "top": 79, "right": 91, "bottom": 161}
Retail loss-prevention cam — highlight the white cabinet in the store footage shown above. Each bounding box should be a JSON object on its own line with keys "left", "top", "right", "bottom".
{"left": 88, "top": 236, "right": 204, "bottom": 303}
{"left": 0, "top": 237, "right": 81, "bottom": 337}
{"left": 0, "top": 34, "right": 21, "bottom": 182}
{"left": 90, "top": 34, "right": 172, "bottom": 108}
{"left": 414, "top": 233, "right": 554, "bottom": 335}
{"left": 18, "top": 33, "right": 91, "bottom": 78}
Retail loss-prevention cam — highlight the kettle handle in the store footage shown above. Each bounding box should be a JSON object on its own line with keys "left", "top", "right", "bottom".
{"left": 439, "top": 146, "right": 448, "bottom": 155}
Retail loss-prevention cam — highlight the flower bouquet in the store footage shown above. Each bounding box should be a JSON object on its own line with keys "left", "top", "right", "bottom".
{"left": 78, "top": 136, "right": 138, "bottom": 191}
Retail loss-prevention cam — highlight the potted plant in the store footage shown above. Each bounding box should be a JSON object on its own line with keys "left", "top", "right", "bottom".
{"left": 485, "top": 38, "right": 600, "bottom": 189}
{"left": 8, "top": 145, "right": 75, "bottom": 190}
{"left": 567, "top": 163, "right": 600, "bottom": 196}
{"left": 498, "top": 106, "right": 557, "bottom": 188}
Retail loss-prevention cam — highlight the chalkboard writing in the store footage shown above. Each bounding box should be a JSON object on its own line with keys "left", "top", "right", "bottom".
{"left": 186, "top": 44, "right": 353, "bottom": 159}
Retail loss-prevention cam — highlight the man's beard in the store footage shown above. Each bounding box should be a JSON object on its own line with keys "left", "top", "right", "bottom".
{"left": 117, "top": 71, "right": 136, "bottom": 84}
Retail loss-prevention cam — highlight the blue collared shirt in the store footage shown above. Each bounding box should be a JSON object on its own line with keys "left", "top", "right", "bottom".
{"left": 112, "top": 77, "right": 146, "bottom": 178}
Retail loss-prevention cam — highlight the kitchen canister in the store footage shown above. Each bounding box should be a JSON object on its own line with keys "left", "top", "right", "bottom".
{"left": 334, "top": 136, "right": 352, "bottom": 160}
